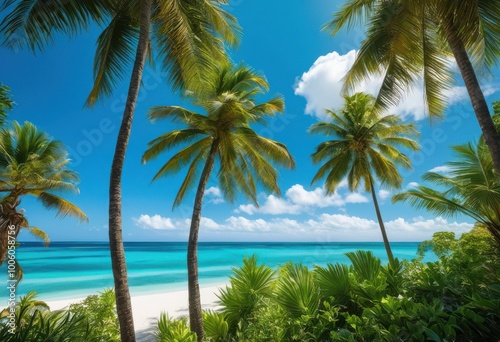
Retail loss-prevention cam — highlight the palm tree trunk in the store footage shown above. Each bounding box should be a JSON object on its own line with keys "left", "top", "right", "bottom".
{"left": 443, "top": 21, "right": 500, "bottom": 173}
{"left": 108, "top": 0, "right": 152, "bottom": 341}
{"left": 0, "top": 196, "right": 20, "bottom": 264}
{"left": 188, "top": 140, "right": 218, "bottom": 341}
{"left": 368, "top": 179, "right": 394, "bottom": 264}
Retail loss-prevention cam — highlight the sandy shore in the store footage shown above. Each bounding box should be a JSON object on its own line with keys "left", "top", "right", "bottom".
{"left": 46, "top": 284, "right": 226, "bottom": 341}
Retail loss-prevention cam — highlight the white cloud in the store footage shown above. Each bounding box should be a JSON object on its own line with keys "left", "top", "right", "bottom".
{"left": 294, "top": 50, "right": 494, "bottom": 121}
{"left": 236, "top": 184, "right": 369, "bottom": 215}
{"left": 134, "top": 213, "right": 473, "bottom": 241}
{"left": 345, "top": 193, "right": 370, "bottom": 204}
{"left": 134, "top": 214, "right": 175, "bottom": 230}
{"left": 483, "top": 83, "right": 500, "bottom": 97}
{"left": 378, "top": 190, "right": 391, "bottom": 200}
{"left": 407, "top": 182, "right": 419, "bottom": 189}
{"left": 205, "top": 186, "right": 224, "bottom": 204}
{"left": 428, "top": 165, "right": 452, "bottom": 174}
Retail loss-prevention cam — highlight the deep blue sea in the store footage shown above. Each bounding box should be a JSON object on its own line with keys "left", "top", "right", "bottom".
{"left": 0, "top": 242, "right": 431, "bottom": 302}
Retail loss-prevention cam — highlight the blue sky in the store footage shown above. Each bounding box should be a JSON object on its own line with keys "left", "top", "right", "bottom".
{"left": 1, "top": 0, "right": 497, "bottom": 242}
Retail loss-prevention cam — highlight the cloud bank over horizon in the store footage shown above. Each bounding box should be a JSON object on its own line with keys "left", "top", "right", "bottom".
{"left": 134, "top": 212, "right": 473, "bottom": 242}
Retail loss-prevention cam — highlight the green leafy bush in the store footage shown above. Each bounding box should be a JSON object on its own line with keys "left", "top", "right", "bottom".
{"left": 156, "top": 313, "right": 196, "bottom": 342}
{"left": 0, "top": 291, "right": 90, "bottom": 342}
{"left": 68, "top": 288, "right": 120, "bottom": 341}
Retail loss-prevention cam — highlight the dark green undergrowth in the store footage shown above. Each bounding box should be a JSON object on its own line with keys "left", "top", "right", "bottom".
{"left": 0, "top": 288, "right": 119, "bottom": 341}
{"left": 158, "top": 226, "right": 500, "bottom": 341}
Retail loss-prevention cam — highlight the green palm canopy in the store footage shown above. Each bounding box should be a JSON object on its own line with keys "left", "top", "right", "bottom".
{"left": 393, "top": 141, "right": 500, "bottom": 249}
{"left": 143, "top": 63, "right": 295, "bottom": 207}
{"left": 0, "top": 0, "right": 240, "bottom": 104}
{"left": 324, "top": 0, "right": 500, "bottom": 172}
{"left": 143, "top": 63, "right": 294, "bottom": 339}
{"left": 310, "top": 92, "right": 420, "bottom": 263}
{"left": 0, "top": 121, "right": 87, "bottom": 267}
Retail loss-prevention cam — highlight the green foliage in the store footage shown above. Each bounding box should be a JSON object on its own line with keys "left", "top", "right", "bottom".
{"left": 274, "top": 263, "right": 319, "bottom": 318}
{"left": 203, "top": 310, "right": 229, "bottom": 341}
{"left": 0, "top": 121, "right": 87, "bottom": 274}
{"left": 0, "top": 291, "right": 93, "bottom": 341}
{"left": 68, "top": 288, "right": 120, "bottom": 341}
{"left": 309, "top": 92, "right": 419, "bottom": 264}
{"left": 323, "top": 0, "right": 500, "bottom": 119}
{"left": 0, "top": 85, "right": 14, "bottom": 126}
{"left": 492, "top": 100, "right": 500, "bottom": 132}
{"left": 217, "top": 255, "right": 274, "bottom": 330}
{"left": 156, "top": 313, "right": 197, "bottom": 342}
{"left": 143, "top": 63, "right": 295, "bottom": 208}
{"left": 309, "top": 93, "right": 419, "bottom": 194}
{"left": 393, "top": 141, "right": 500, "bottom": 249}
{"left": 315, "top": 263, "right": 351, "bottom": 306}
{"left": 181, "top": 230, "right": 500, "bottom": 341}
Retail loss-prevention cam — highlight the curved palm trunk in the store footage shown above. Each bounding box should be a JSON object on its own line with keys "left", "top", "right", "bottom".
{"left": 108, "top": 0, "right": 152, "bottom": 341}
{"left": 368, "top": 180, "right": 395, "bottom": 264}
{"left": 188, "top": 140, "right": 218, "bottom": 341}
{"left": 443, "top": 22, "right": 500, "bottom": 173}
{"left": 0, "top": 196, "right": 21, "bottom": 264}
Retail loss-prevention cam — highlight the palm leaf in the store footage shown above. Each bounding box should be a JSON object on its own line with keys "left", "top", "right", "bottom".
{"left": 37, "top": 192, "right": 88, "bottom": 223}
{"left": 0, "top": 0, "right": 112, "bottom": 51}
{"left": 86, "top": 10, "right": 139, "bottom": 106}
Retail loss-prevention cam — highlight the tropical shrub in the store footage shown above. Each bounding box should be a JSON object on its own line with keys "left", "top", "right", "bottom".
{"left": 68, "top": 288, "right": 120, "bottom": 341}
{"left": 160, "top": 230, "right": 500, "bottom": 341}
{"left": 156, "top": 313, "right": 197, "bottom": 342}
{"left": 0, "top": 290, "right": 120, "bottom": 342}
{"left": 0, "top": 291, "right": 90, "bottom": 342}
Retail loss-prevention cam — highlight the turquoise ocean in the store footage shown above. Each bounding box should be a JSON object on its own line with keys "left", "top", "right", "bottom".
{"left": 1, "top": 242, "right": 433, "bottom": 302}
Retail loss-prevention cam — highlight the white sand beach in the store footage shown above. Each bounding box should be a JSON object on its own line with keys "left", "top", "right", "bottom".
{"left": 46, "top": 284, "right": 226, "bottom": 341}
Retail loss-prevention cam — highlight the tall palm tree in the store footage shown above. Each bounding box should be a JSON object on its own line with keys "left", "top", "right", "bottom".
{"left": 324, "top": 0, "right": 500, "bottom": 172}
{"left": 393, "top": 141, "right": 500, "bottom": 249}
{"left": 309, "top": 93, "right": 419, "bottom": 264}
{"left": 0, "top": 121, "right": 87, "bottom": 266}
{"left": 1, "top": 2, "right": 239, "bottom": 339}
{"left": 142, "top": 63, "right": 295, "bottom": 340}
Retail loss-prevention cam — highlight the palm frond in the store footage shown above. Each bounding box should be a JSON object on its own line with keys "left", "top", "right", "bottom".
{"left": 142, "top": 129, "right": 208, "bottom": 163}
{"left": 37, "top": 192, "right": 88, "bottom": 223}
{"left": 0, "top": 0, "right": 112, "bottom": 51}
{"left": 86, "top": 10, "right": 139, "bottom": 106}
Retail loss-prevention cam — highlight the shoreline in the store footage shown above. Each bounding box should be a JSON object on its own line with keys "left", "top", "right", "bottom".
{"left": 46, "top": 283, "right": 226, "bottom": 338}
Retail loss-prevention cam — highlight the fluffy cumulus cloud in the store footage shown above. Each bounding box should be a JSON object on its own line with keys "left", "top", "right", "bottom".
{"left": 428, "top": 165, "right": 452, "bottom": 174}
{"left": 294, "top": 50, "right": 496, "bottom": 121}
{"left": 236, "top": 184, "right": 368, "bottom": 215}
{"left": 134, "top": 213, "right": 473, "bottom": 241}
{"left": 204, "top": 186, "right": 224, "bottom": 204}
{"left": 407, "top": 182, "right": 419, "bottom": 189}
{"left": 378, "top": 190, "right": 391, "bottom": 200}
{"left": 134, "top": 214, "right": 175, "bottom": 230}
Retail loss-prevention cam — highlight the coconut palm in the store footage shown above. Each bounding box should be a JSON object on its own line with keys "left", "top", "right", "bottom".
{"left": 0, "top": 85, "right": 14, "bottom": 127}
{"left": 142, "top": 63, "right": 294, "bottom": 339}
{"left": 0, "top": 121, "right": 87, "bottom": 269}
{"left": 324, "top": 0, "right": 500, "bottom": 172}
{"left": 1, "top": 2, "right": 239, "bottom": 339}
{"left": 393, "top": 141, "right": 500, "bottom": 249}
{"left": 309, "top": 93, "right": 419, "bottom": 264}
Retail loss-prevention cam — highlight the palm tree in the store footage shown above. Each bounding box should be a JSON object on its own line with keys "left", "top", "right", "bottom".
{"left": 0, "top": 85, "right": 14, "bottom": 127}
{"left": 0, "top": 121, "right": 87, "bottom": 267}
{"left": 142, "top": 63, "right": 295, "bottom": 340}
{"left": 309, "top": 93, "right": 419, "bottom": 264}
{"left": 324, "top": 0, "right": 500, "bottom": 172}
{"left": 393, "top": 141, "right": 500, "bottom": 249}
{"left": 1, "top": 2, "right": 239, "bottom": 339}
